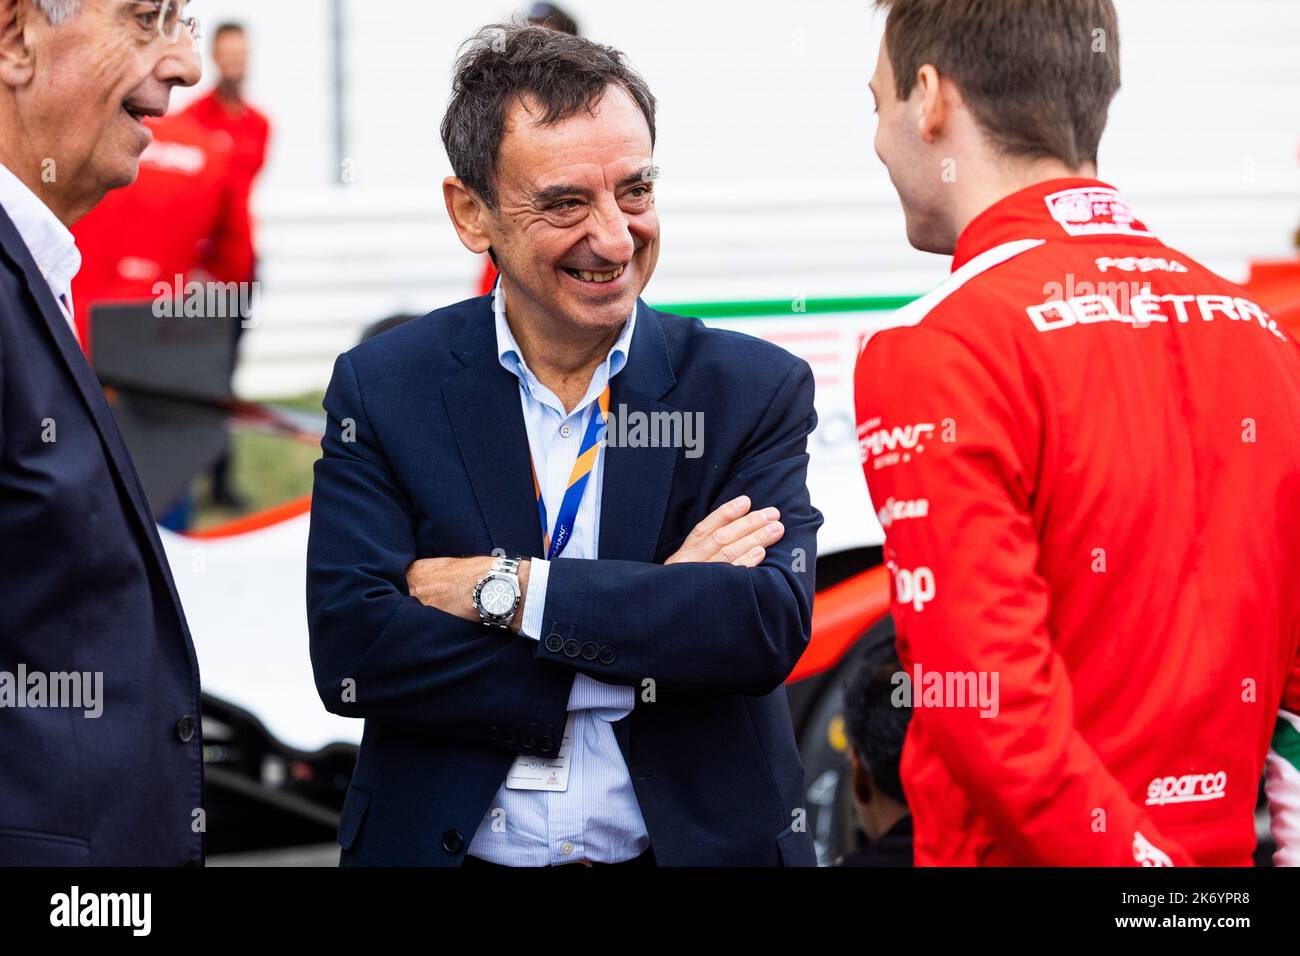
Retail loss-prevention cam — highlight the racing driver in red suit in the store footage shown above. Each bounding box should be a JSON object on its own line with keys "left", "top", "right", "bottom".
{"left": 854, "top": 0, "right": 1300, "bottom": 866}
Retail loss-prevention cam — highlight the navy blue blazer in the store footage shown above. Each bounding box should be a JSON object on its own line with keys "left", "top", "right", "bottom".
{"left": 0, "top": 207, "right": 204, "bottom": 866}
{"left": 308, "top": 294, "right": 822, "bottom": 866}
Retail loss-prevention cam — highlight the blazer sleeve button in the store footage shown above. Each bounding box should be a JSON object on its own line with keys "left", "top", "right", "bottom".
{"left": 442, "top": 830, "right": 465, "bottom": 854}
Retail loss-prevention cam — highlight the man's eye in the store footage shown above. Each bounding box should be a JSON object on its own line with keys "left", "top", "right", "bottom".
{"left": 130, "top": 2, "right": 161, "bottom": 31}
{"left": 627, "top": 185, "right": 651, "bottom": 198}
{"left": 550, "top": 200, "right": 582, "bottom": 212}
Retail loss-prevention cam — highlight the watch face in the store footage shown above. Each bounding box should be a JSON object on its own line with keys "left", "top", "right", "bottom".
{"left": 479, "top": 576, "right": 516, "bottom": 616}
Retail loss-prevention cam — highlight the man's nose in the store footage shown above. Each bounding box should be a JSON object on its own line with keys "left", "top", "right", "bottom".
{"left": 586, "top": 197, "right": 636, "bottom": 264}
{"left": 158, "top": 36, "right": 203, "bottom": 90}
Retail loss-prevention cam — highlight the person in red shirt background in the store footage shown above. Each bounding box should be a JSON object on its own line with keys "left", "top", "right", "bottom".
{"left": 72, "top": 107, "right": 253, "bottom": 531}
{"left": 183, "top": 20, "right": 269, "bottom": 273}
{"left": 182, "top": 21, "right": 272, "bottom": 510}
{"left": 71, "top": 110, "right": 252, "bottom": 356}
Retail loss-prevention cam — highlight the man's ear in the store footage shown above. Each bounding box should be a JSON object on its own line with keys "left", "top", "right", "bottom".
{"left": 442, "top": 177, "right": 493, "bottom": 255}
{"left": 0, "top": 0, "right": 35, "bottom": 88}
{"left": 914, "top": 63, "right": 947, "bottom": 145}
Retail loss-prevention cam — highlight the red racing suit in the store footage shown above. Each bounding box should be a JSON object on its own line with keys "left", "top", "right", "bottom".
{"left": 854, "top": 178, "right": 1300, "bottom": 866}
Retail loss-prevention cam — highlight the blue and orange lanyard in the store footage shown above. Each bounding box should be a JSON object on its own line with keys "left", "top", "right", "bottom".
{"left": 530, "top": 384, "right": 612, "bottom": 560}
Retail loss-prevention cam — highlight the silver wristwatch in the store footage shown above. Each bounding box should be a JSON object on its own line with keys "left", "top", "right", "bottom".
{"left": 472, "top": 556, "right": 523, "bottom": 629}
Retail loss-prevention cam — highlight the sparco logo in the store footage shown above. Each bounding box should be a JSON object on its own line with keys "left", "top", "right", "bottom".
{"left": 1145, "top": 771, "right": 1228, "bottom": 806}
{"left": 857, "top": 418, "right": 935, "bottom": 469}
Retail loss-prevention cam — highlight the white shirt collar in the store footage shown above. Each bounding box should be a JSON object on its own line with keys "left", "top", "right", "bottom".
{"left": 493, "top": 279, "right": 637, "bottom": 416}
{"left": 0, "top": 163, "right": 81, "bottom": 326}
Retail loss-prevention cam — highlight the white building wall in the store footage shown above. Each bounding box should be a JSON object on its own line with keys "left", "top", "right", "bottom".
{"left": 170, "top": 0, "right": 1300, "bottom": 397}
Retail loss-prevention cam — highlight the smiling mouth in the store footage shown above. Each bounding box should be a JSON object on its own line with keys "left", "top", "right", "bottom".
{"left": 122, "top": 103, "right": 162, "bottom": 125}
{"left": 563, "top": 264, "right": 626, "bottom": 284}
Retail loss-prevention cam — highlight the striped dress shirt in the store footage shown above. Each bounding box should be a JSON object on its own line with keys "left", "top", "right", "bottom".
{"left": 466, "top": 284, "right": 651, "bottom": 865}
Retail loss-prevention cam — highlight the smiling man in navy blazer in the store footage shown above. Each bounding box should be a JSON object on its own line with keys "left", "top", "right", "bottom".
{"left": 307, "top": 23, "right": 821, "bottom": 867}
{"left": 0, "top": 1, "right": 204, "bottom": 866}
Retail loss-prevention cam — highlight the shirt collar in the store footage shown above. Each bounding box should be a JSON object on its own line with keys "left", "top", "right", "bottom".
{"left": 0, "top": 163, "right": 81, "bottom": 300}
{"left": 493, "top": 279, "right": 637, "bottom": 415}
{"left": 951, "top": 177, "right": 1158, "bottom": 271}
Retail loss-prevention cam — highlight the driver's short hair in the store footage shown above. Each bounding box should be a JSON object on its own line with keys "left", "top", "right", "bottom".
{"left": 875, "top": 0, "right": 1121, "bottom": 168}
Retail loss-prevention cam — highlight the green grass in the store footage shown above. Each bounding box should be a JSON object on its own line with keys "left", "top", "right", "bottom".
{"left": 189, "top": 391, "right": 324, "bottom": 531}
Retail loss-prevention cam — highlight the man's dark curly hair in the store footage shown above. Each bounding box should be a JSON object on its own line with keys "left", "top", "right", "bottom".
{"left": 842, "top": 649, "right": 911, "bottom": 805}
{"left": 440, "top": 21, "right": 657, "bottom": 210}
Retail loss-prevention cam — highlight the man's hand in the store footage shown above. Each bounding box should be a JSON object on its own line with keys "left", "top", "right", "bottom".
{"left": 665, "top": 495, "right": 785, "bottom": 567}
{"left": 406, "top": 556, "right": 532, "bottom": 633}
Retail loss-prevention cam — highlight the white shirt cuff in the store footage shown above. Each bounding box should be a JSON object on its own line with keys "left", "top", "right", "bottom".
{"left": 519, "top": 557, "right": 549, "bottom": 640}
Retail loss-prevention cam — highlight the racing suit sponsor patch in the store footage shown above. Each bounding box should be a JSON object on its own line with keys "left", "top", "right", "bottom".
{"left": 1026, "top": 293, "right": 1286, "bottom": 341}
{"left": 1145, "top": 771, "right": 1228, "bottom": 806}
{"left": 889, "top": 561, "right": 936, "bottom": 613}
{"left": 877, "top": 497, "right": 930, "bottom": 529}
{"left": 1045, "top": 186, "right": 1154, "bottom": 238}
{"left": 857, "top": 417, "right": 934, "bottom": 470}
{"left": 1095, "top": 256, "right": 1188, "bottom": 274}
{"left": 1133, "top": 831, "right": 1176, "bottom": 867}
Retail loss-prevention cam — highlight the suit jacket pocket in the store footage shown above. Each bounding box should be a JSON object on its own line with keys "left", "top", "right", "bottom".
{"left": 0, "top": 827, "right": 91, "bottom": 866}
{"left": 337, "top": 784, "right": 373, "bottom": 851}
{"left": 775, "top": 820, "right": 817, "bottom": 868}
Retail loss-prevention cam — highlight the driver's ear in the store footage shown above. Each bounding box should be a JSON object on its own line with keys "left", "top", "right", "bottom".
{"left": 0, "top": 0, "right": 36, "bottom": 88}
{"left": 442, "top": 177, "right": 493, "bottom": 255}
{"left": 915, "top": 64, "right": 948, "bottom": 144}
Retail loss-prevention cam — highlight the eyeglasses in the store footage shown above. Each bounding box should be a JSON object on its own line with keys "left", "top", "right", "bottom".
{"left": 120, "top": 0, "right": 201, "bottom": 44}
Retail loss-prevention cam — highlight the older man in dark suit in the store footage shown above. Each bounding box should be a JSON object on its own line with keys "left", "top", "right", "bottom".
{"left": 0, "top": 0, "right": 204, "bottom": 865}
{"left": 308, "top": 23, "right": 822, "bottom": 867}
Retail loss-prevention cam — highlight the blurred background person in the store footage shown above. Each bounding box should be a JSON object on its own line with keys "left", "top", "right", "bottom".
{"left": 476, "top": 4, "right": 582, "bottom": 297}
{"left": 183, "top": 20, "right": 270, "bottom": 509}
{"left": 72, "top": 108, "right": 253, "bottom": 530}
{"left": 72, "top": 110, "right": 252, "bottom": 357}
{"left": 836, "top": 650, "right": 913, "bottom": 867}
{"left": 184, "top": 21, "right": 269, "bottom": 236}
{"left": 527, "top": 1, "right": 579, "bottom": 36}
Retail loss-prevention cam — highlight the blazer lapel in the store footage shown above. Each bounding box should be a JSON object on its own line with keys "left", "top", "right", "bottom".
{"left": 0, "top": 208, "right": 186, "bottom": 614}
{"left": 442, "top": 298, "right": 681, "bottom": 565}
{"left": 443, "top": 299, "right": 547, "bottom": 558}
{"left": 599, "top": 303, "right": 679, "bottom": 563}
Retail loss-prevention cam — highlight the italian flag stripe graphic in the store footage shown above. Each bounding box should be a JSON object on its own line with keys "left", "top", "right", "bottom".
{"left": 1268, "top": 711, "right": 1300, "bottom": 866}
{"left": 1275, "top": 714, "right": 1300, "bottom": 774}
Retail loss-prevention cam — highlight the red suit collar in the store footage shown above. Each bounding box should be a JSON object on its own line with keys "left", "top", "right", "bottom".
{"left": 952, "top": 177, "right": 1157, "bottom": 271}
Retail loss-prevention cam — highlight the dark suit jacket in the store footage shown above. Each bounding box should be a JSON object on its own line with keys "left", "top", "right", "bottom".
{"left": 0, "top": 206, "right": 203, "bottom": 866}
{"left": 308, "top": 294, "right": 822, "bottom": 866}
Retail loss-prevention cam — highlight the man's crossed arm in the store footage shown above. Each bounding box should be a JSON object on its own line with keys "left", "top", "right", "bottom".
{"left": 306, "top": 351, "right": 820, "bottom": 756}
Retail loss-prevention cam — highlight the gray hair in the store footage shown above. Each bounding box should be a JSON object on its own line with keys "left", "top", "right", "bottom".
{"left": 33, "top": 0, "right": 83, "bottom": 25}
{"left": 440, "top": 22, "right": 656, "bottom": 210}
